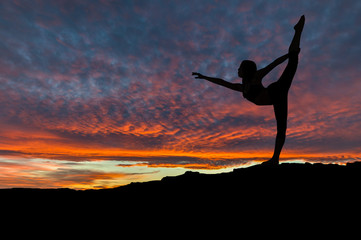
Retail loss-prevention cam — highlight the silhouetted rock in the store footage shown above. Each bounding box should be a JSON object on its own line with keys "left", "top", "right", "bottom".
{"left": 2, "top": 163, "right": 361, "bottom": 208}
{"left": 3, "top": 163, "right": 361, "bottom": 228}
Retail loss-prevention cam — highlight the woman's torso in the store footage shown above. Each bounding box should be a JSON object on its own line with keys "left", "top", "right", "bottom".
{"left": 242, "top": 74, "right": 272, "bottom": 106}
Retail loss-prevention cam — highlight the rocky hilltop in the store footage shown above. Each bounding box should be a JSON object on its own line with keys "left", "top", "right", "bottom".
{"left": 3, "top": 162, "right": 361, "bottom": 204}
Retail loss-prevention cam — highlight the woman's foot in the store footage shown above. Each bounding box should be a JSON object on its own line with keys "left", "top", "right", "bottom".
{"left": 294, "top": 15, "right": 305, "bottom": 32}
{"left": 261, "top": 157, "right": 279, "bottom": 166}
{"left": 289, "top": 15, "right": 305, "bottom": 53}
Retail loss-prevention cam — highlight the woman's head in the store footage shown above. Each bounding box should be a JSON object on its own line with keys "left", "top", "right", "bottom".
{"left": 238, "top": 60, "right": 257, "bottom": 79}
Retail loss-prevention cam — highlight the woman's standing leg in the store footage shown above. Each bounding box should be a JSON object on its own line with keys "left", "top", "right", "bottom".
{"left": 271, "top": 99, "right": 288, "bottom": 163}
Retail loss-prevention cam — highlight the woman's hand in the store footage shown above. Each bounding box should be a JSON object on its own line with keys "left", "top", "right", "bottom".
{"left": 192, "top": 72, "right": 206, "bottom": 79}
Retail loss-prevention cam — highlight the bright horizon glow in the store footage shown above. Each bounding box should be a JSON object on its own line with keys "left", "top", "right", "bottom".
{"left": 0, "top": 151, "right": 358, "bottom": 189}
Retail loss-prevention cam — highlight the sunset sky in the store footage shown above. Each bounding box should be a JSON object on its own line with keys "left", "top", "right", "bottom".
{"left": 1, "top": 0, "right": 361, "bottom": 189}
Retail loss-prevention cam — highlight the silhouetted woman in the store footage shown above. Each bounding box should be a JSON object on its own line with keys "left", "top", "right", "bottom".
{"left": 192, "top": 15, "right": 305, "bottom": 165}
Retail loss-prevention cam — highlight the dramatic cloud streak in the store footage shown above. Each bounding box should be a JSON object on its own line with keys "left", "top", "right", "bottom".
{"left": 1, "top": 0, "right": 361, "bottom": 188}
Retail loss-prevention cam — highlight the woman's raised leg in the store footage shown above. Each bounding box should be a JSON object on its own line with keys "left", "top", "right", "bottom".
{"left": 289, "top": 15, "right": 305, "bottom": 53}
{"left": 278, "top": 15, "right": 305, "bottom": 93}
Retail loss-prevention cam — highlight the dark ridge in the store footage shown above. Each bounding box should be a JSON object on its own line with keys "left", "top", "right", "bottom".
{"left": 2, "top": 162, "right": 361, "bottom": 205}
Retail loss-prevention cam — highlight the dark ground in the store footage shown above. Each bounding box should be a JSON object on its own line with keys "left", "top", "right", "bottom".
{"left": 3, "top": 162, "right": 361, "bottom": 229}
{"left": 3, "top": 162, "right": 361, "bottom": 203}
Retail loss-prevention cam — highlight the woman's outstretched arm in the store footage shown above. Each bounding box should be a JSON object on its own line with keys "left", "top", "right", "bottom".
{"left": 257, "top": 53, "right": 289, "bottom": 79}
{"left": 192, "top": 72, "right": 243, "bottom": 92}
